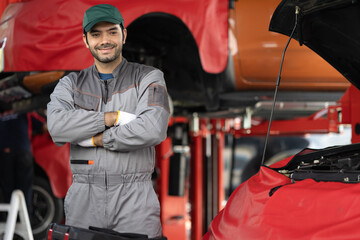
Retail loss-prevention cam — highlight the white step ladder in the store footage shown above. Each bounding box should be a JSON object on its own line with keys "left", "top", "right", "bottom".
{"left": 0, "top": 190, "right": 33, "bottom": 240}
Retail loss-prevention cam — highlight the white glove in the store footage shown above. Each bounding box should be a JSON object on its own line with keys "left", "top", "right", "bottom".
{"left": 114, "top": 110, "right": 136, "bottom": 126}
{"left": 77, "top": 137, "right": 96, "bottom": 147}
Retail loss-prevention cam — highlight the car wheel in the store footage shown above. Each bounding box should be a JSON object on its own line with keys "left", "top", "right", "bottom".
{"left": 30, "top": 177, "right": 63, "bottom": 240}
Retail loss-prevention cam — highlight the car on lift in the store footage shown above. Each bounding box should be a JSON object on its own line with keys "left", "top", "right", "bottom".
{"left": 0, "top": 0, "right": 350, "bottom": 115}
{"left": 203, "top": 0, "right": 360, "bottom": 239}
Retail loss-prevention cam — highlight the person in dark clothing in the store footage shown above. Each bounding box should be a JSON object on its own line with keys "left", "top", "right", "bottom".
{"left": 0, "top": 113, "right": 34, "bottom": 211}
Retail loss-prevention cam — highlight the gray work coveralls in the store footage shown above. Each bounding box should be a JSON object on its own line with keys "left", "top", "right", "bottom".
{"left": 47, "top": 58, "right": 170, "bottom": 238}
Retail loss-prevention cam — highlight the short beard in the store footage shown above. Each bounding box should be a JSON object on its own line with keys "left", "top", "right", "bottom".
{"left": 89, "top": 43, "right": 122, "bottom": 64}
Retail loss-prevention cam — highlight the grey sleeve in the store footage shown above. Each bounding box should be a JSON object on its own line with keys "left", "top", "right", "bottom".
{"left": 47, "top": 76, "right": 105, "bottom": 146}
{"left": 102, "top": 70, "right": 170, "bottom": 151}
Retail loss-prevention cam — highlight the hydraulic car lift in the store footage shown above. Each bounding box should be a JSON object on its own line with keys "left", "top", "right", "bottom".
{"left": 154, "top": 85, "right": 360, "bottom": 240}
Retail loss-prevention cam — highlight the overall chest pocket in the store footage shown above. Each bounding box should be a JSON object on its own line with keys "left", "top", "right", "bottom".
{"left": 74, "top": 90, "right": 101, "bottom": 111}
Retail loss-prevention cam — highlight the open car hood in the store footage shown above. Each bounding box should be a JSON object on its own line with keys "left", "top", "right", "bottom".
{"left": 269, "top": 0, "right": 360, "bottom": 90}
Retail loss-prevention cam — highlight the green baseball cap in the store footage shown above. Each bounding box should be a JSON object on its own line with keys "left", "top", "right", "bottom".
{"left": 83, "top": 4, "right": 124, "bottom": 33}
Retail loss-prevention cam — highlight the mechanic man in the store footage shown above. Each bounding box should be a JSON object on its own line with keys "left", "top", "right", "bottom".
{"left": 47, "top": 4, "right": 170, "bottom": 238}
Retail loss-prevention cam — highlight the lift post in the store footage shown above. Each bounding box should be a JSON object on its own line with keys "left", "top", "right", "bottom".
{"left": 155, "top": 117, "right": 189, "bottom": 240}
{"left": 209, "top": 119, "right": 226, "bottom": 213}
{"left": 339, "top": 85, "right": 360, "bottom": 143}
{"left": 189, "top": 114, "right": 205, "bottom": 240}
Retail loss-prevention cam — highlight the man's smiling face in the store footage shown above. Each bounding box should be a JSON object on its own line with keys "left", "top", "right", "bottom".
{"left": 83, "top": 21, "right": 126, "bottom": 64}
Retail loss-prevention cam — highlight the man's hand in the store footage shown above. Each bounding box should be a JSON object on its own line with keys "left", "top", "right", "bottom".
{"left": 104, "top": 111, "right": 136, "bottom": 127}
{"left": 93, "top": 132, "right": 103, "bottom": 147}
{"left": 105, "top": 112, "right": 118, "bottom": 127}
{"left": 77, "top": 137, "right": 96, "bottom": 147}
{"left": 114, "top": 111, "right": 136, "bottom": 126}
{"left": 84, "top": 111, "right": 136, "bottom": 148}
{"left": 77, "top": 133, "right": 103, "bottom": 147}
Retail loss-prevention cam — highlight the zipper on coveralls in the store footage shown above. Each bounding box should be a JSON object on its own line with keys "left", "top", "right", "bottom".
{"left": 105, "top": 171, "right": 108, "bottom": 190}
{"left": 104, "top": 80, "right": 108, "bottom": 104}
{"left": 104, "top": 171, "right": 108, "bottom": 227}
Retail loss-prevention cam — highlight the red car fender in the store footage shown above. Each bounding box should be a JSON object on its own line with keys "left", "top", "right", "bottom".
{"left": 204, "top": 157, "right": 360, "bottom": 240}
{"left": 31, "top": 132, "right": 72, "bottom": 198}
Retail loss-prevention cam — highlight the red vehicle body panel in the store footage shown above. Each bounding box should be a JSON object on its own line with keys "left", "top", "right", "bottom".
{"left": 31, "top": 132, "right": 72, "bottom": 198}
{"left": 203, "top": 156, "right": 360, "bottom": 240}
{"left": 0, "top": 0, "right": 228, "bottom": 73}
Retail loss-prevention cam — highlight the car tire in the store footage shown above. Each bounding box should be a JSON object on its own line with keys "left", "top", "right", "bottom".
{"left": 30, "top": 177, "right": 63, "bottom": 240}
